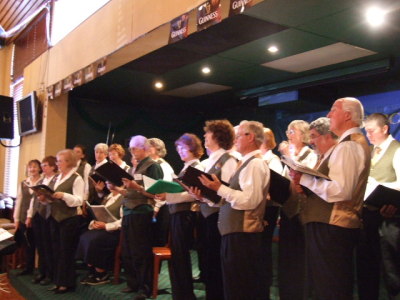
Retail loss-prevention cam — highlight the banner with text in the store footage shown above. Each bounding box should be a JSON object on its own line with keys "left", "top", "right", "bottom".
{"left": 229, "top": 0, "right": 253, "bottom": 16}
{"left": 169, "top": 14, "right": 189, "bottom": 44}
{"left": 197, "top": 0, "right": 221, "bottom": 31}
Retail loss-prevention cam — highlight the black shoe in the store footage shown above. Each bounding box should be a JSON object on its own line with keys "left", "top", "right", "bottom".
{"left": 54, "top": 286, "right": 74, "bottom": 294}
{"left": 121, "top": 286, "right": 136, "bottom": 293}
{"left": 133, "top": 292, "right": 147, "bottom": 300}
{"left": 47, "top": 285, "right": 58, "bottom": 291}
{"left": 86, "top": 273, "right": 110, "bottom": 286}
{"left": 192, "top": 275, "right": 205, "bottom": 283}
{"left": 16, "top": 269, "right": 33, "bottom": 276}
{"left": 79, "top": 272, "right": 95, "bottom": 285}
{"left": 40, "top": 277, "right": 52, "bottom": 286}
{"left": 31, "top": 274, "right": 45, "bottom": 284}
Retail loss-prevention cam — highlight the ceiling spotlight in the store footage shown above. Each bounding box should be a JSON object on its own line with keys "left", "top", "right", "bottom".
{"left": 154, "top": 81, "right": 163, "bottom": 89}
{"left": 202, "top": 66, "right": 211, "bottom": 74}
{"left": 366, "top": 6, "right": 386, "bottom": 27}
{"left": 268, "top": 45, "right": 279, "bottom": 53}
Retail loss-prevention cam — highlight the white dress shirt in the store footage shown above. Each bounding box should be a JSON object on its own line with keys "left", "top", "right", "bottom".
{"left": 27, "top": 174, "right": 57, "bottom": 218}
{"left": 159, "top": 159, "right": 175, "bottom": 181}
{"left": 282, "top": 145, "right": 317, "bottom": 177}
{"left": 263, "top": 150, "right": 283, "bottom": 174}
{"left": 300, "top": 127, "right": 367, "bottom": 203}
{"left": 88, "top": 193, "right": 123, "bottom": 231}
{"left": 204, "top": 148, "right": 238, "bottom": 183}
{"left": 73, "top": 159, "right": 91, "bottom": 196}
{"left": 54, "top": 169, "right": 85, "bottom": 207}
{"left": 166, "top": 159, "right": 204, "bottom": 204}
{"left": 217, "top": 149, "right": 270, "bottom": 210}
{"left": 364, "top": 135, "right": 400, "bottom": 198}
{"left": 13, "top": 176, "right": 42, "bottom": 222}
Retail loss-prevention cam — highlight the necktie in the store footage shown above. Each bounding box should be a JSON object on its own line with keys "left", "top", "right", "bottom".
{"left": 236, "top": 160, "right": 243, "bottom": 171}
{"left": 371, "top": 146, "right": 382, "bottom": 166}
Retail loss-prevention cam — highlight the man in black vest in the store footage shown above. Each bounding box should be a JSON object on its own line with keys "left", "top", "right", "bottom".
{"left": 198, "top": 120, "right": 270, "bottom": 300}
{"left": 360, "top": 113, "right": 400, "bottom": 300}
{"left": 291, "top": 97, "right": 370, "bottom": 300}
{"left": 121, "top": 135, "right": 163, "bottom": 300}
{"left": 293, "top": 117, "right": 338, "bottom": 298}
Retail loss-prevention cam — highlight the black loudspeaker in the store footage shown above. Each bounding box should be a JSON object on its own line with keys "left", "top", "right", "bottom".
{"left": 0, "top": 95, "right": 14, "bottom": 139}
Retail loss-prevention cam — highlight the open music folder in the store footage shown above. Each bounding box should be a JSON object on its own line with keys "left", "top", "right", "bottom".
{"left": 93, "top": 161, "right": 133, "bottom": 186}
{"left": 365, "top": 184, "right": 400, "bottom": 209}
{"left": 142, "top": 175, "right": 184, "bottom": 194}
{"left": 177, "top": 166, "right": 228, "bottom": 203}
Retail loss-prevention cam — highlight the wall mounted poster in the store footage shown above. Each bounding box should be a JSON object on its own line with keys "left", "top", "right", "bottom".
{"left": 197, "top": 0, "right": 221, "bottom": 31}
{"left": 169, "top": 13, "right": 189, "bottom": 44}
{"left": 229, "top": 0, "right": 253, "bottom": 16}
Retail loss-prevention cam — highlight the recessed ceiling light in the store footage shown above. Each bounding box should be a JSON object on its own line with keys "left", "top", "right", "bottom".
{"left": 202, "top": 66, "right": 211, "bottom": 74}
{"left": 154, "top": 81, "right": 163, "bottom": 89}
{"left": 366, "top": 6, "right": 386, "bottom": 27}
{"left": 268, "top": 45, "right": 279, "bottom": 53}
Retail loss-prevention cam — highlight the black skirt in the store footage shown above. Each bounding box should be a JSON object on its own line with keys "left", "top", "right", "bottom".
{"left": 75, "top": 229, "right": 120, "bottom": 270}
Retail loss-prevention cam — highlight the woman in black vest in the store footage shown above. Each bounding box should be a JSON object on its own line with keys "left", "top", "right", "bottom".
{"left": 13, "top": 159, "right": 42, "bottom": 276}
{"left": 46, "top": 149, "right": 84, "bottom": 294}
{"left": 76, "top": 181, "right": 122, "bottom": 286}
{"left": 28, "top": 156, "right": 58, "bottom": 285}
{"left": 156, "top": 133, "right": 204, "bottom": 300}
{"left": 278, "top": 120, "right": 317, "bottom": 300}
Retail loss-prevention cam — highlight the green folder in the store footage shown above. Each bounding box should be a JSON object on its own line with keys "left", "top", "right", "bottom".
{"left": 145, "top": 179, "right": 184, "bottom": 194}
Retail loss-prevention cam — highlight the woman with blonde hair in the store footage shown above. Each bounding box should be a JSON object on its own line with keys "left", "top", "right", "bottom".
{"left": 46, "top": 149, "right": 84, "bottom": 294}
{"left": 278, "top": 120, "right": 317, "bottom": 300}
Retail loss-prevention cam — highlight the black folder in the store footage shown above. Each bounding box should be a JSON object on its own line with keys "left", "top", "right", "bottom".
{"left": 94, "top": 161, "right": 133, "bottom": 186}
{"left": 364, "top": 185, "right": 400, "bottom": 209}
{"left": 26, "top": 184, "right": 55, "bottom": 202}
{"left": 269, "top": 170, "right": 291, "bottom": 205}
{"left": 179, "top": 166, "right": 228, "bottom": 203}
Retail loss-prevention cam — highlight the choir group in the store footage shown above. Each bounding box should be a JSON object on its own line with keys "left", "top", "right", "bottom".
{"left": 11, "top": 96, "right": 400, "bottom": 300}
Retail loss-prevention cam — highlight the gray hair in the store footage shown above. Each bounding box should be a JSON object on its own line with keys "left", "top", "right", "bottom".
{"left": 94, "top": 143, "right": 108, "bottom": 155}
{"left": 148, "top": 137, "right": 167, "bottom": 158}
{"left": 340, "top": 97, "right": 364, "bottom": 127}
{"left": 239, "top": 120, "right": 265, "bottom": 147}
{"left": 129, "top": 135, "right": 150, "bottom": 150}
{"left": 309, "top": 117, "right": 337, "bottom": 138}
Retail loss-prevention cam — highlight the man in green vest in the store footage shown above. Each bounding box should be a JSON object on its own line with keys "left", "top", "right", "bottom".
{"left": 121, "top": 135, "right": 163, "bottom": 300}
{"left": 291, "top": 97, "right": 371, "bottom": 300}
{"left": 359, "top": 113, "right": 400, "bottom": 300}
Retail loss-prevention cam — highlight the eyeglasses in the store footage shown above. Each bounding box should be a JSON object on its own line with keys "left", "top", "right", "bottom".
{"left": 286, "top": 129, "right": 295, "bottom": 136}
{"left": 235, "top": 132, "right": 250, "bottom": 139}
{"left": 310, "top": 134, "right": 322, "bottom": 140}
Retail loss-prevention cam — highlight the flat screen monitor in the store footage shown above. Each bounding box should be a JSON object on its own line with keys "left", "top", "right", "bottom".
{"left": 17, "top": 91, "right": 39, "bottom": 136}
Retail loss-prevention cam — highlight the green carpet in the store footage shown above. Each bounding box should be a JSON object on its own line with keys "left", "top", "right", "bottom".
{"left": 8, "top": 252, "right": 208, "bottom": 300}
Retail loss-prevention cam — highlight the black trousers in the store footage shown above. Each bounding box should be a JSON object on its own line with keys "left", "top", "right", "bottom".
{"left": 32, "top": 214, "right": 53, "bottom": 279}
{"left": 305, "top": 222, "right": 359, "bottom": 300}
{"left": 356, "top": 208, "right": 382, "bottom": 300}
{"left": 49, "top": 216, "right": 80, "bottom": 288}
{"left": 278, "top": 214, "right": 306, "bottom": 300}
{"left": 121, "top": 212, "right": 154, "bottom": 296}
{"left": 221, "top": 232, "right": 268, "bottom": 300}
{"left": 14, "top": 221, "right": 35, "bottom": 272}
{"left": 194, "top": 211, "right": 207, "bottom": 282}
{"left": 380, "top": 219, "right": 400, "bottom": 297}
{"left": 262, "top": 206, "right": 280, "bottom": 300}
{"left": 152, "top": 205, "right": 170, "bottom": 246}
{"left": 169, "top": 210, "right": 196, "bottom": 300}
{"left": 202, "top": 212, "right": 224, "bottom": 300}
